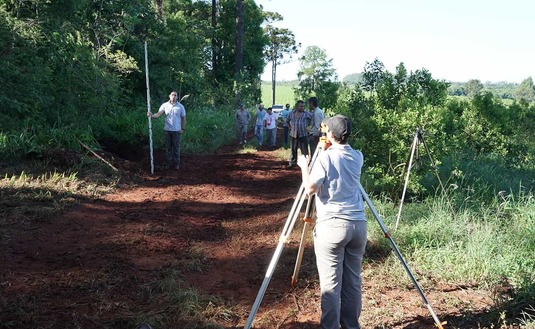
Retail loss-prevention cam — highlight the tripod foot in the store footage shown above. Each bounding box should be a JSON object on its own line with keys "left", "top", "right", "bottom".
{"left": 291, "top": 276, "right": 297, "bottom": 288}
{"left": 435, "top": 321, "right": 447, "bottom": 329}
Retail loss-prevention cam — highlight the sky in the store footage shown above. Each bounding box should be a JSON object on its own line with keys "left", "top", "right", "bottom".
{"left": 256, "top": 0, "right": 535, "bottom": 83}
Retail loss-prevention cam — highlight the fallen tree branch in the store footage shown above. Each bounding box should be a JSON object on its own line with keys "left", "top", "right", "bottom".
{"left": 76, "top": 138, "right": 119, "bottom": 172}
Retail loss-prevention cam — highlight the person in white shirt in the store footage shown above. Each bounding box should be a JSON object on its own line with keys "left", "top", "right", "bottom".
{"left": 148, "top": 91, "right": 186, "bottom": 170}
{"left": 263, "top": 107, "right": 277, "bottom": 149}
{"left": 308, "top": 96, "right": 325, "bottom": 156}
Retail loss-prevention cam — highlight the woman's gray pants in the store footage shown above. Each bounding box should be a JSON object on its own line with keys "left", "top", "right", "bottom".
{"left": 314, "top": 218, "right": 367, "bottom": 329}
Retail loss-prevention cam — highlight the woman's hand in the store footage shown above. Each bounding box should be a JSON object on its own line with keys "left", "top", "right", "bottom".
{"left": 297, "top": 155, "right": 309, "bottom": 169}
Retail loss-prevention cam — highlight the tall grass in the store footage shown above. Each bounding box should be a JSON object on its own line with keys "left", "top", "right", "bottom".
{"left": 368, "top": 153, "right": 535, "bottom": 284}
{"left": 105, "top": 106, "right": 238, "bottom": 154}
{"left": 392, "top": 193, "right": 535, "bottom": 285}
{"left": 366, "top": 185, "right": 535, "bottom": 322}
{"left": 430, "top": 153, "right": 535, "bottom": 203}
{"left": 0, "top": 105, "right": 239, "bottom": 162}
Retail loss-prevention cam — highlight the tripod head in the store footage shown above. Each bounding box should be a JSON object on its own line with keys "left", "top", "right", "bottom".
{"left": 319, "top": 122, "right": 332, "bottom": 150}
{"left": 415, "top": 127, "right": 435, "bottom": 144}
{"left": 416, "top": 127, "right": 425, "bottom": 143}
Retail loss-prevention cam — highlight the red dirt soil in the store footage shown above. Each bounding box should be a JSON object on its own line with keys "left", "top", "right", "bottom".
{"left": 1, "top": 132, "right": 498, "bottom": 329}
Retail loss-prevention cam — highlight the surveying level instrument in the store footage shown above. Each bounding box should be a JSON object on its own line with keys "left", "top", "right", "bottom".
{"left": 244, "top": 123, "right": 445, "bottom": 329}
{"left": 395, "top": 127, "right": 454, "bottom": 230}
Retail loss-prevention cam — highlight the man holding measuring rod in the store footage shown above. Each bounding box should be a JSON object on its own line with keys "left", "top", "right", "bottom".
{"left": 148, "top": 91, "right": 187, "bottom": 170}
{"left": 297, "top": 114, "right": 367, "bottom": 329}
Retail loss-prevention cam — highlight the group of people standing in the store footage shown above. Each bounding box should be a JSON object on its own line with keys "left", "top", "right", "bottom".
{"left": 235, "top": 96, "right": 325, "bottom": 168}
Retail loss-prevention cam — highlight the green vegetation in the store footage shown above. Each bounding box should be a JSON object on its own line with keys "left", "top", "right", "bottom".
{"left": 335, "top": 59, "right": 535, "bottom": 199}
{"left": 295, "top": 46, "right": 340, "bottom": 110}
{"left": 1, "top": 0, "right": 534, "bottom": 325}
{"left": 260, "top": 58, "right": 535, "bottom": 326}
{"left": 447, "top": 78, "right": 535, "bottom": 103}
{"left": 260, "top": 83, "right": 294, "bottom": 106}
{"left": 149, "top": 107, "right": 237, "bottom": 154}
{"left": 365, "top": 186, "right": 535, "bottom": 325}
{"left": 0, "top": 0, "right": 268, "bottom": 162}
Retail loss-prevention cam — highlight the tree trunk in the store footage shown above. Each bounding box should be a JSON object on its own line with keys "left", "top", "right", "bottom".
{"left": 211, "top": 0, "right": 218, "bottom": 83}
{"left": 235, "top": 0, "right": 244, "bottom": 74}
{"left": 234, "top": 0, "right": 244, "bottom": 103}
{"left": 155, "top": 0, "right": 163, "bottom": 19}
{"left": 271, "top": 60, "right": 277, "bottom": 105}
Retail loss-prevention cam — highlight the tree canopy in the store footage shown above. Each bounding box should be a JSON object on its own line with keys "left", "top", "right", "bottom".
{"left": 295, "top": 45, "right": 339, "bottom": 109}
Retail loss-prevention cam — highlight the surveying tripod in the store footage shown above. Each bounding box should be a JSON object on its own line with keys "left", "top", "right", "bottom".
{"left": 394, "top": 127, "right": 454, "bottom": 230}
{"left": 244, "top": 129, "right": 445, "bottom": 329}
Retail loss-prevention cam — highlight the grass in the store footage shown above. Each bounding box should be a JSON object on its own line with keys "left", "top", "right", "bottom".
{"left": 135, "top": 106, "right": 237, "bottom": 154}
{"left": 271, "top": 146, "right": 291, "bottom": 161}
{"left": 261, "top": 83, "right": 296, "bottom": 106}
{"left": 236, "top": 144, "right": 258, "bottom": 154}
{"left": 0, "top": 162, "right": 119, "bottom": 226}
{"left": 364, "top": 186, "right": 535, "bottom": 326}
{"left": 136, "top": 267, "right": 237, "bottom": 328}
{"left": 0, "top": 105, "right": 239, "bottom": 163}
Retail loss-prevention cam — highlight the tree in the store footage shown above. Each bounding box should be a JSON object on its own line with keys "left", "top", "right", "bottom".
{"left": 263, "top": 12, "right": 298, "bottom": 105}
{"left": 362, "top": 58, "right": 385, "bottom": 94}
{"left": 295, "top": 45, "right": 339, "bottom": 109}
{"left": 465, "top": 79, "right": 484, "bottom": 98}
{"left": 513, "top": 77, "right": 535, "bottom": 103}
{"left": 375, "top": 62, "right": 408, "bottom": 110}
{"left": 215, "top": 0, "right": 267, "bottom": 105}
{"left": 406, "top": 68, "right": 449, "bottom": 107}
{"left": 0, "top": 0, "right": 270, "bottom": 160}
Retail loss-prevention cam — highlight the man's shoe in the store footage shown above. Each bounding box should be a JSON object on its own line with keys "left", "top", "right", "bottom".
{"left": 174, "top": 164, "right": 180, "bottom": 170}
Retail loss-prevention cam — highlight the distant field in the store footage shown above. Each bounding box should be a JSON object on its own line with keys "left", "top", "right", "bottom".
{"left": 261, "top": 83, "right": 296, "bottom": 106}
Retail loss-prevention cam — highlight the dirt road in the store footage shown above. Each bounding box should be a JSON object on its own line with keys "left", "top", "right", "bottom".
{"left": 0, "top": 137, "right": 495, "bottom": 328}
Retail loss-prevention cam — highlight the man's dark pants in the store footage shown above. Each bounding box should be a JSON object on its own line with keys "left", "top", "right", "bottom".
{"left": 309, "top": 134, "right": 320, "bottom": 157}
{"left": 165, "top": 130, "right": 181, "bottom": 167}
{"left": 289, "top": 135, "right": 309, "bottom": 165}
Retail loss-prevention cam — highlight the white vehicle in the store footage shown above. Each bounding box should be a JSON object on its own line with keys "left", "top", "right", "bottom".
{"left": 271, "top": 104, "right": 284, "bottom": 119}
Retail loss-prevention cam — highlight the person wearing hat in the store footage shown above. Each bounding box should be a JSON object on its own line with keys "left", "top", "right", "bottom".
{"left": 235, "top": 103, "right": 251, "bottom": 145}
{"left": 297, "top": 114, "right": 366, "bottom": 329}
